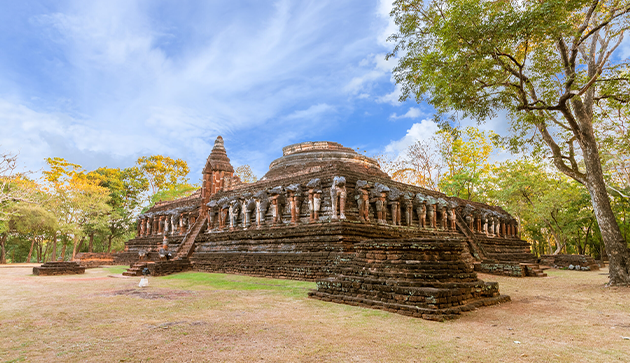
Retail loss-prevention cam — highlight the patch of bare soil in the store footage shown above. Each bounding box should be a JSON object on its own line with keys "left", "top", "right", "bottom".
{"left": 0, "top": 265, "right": 629, "bottom": 363}
{"left": 101, "top": 288, "right": 194, "bottom": 300}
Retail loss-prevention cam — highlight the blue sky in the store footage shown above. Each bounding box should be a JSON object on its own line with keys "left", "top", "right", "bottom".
{"left": 0, "top": 0, "right": 508, "bottom": 181}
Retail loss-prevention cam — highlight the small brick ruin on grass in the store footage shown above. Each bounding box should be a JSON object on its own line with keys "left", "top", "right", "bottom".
{"left": 119, "top": 137, "right": 547, "bottom": 320}
{"left": 33, "top": 261, "right": 85, "bottom": 276}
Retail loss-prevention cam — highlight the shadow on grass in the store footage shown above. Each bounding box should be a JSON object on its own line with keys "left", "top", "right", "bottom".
{"left": 159, "top": 272, "right": 316, "bottom": 297}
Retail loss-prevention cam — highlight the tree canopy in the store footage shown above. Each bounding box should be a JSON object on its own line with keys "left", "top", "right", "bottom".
{"left": 136, "top": 155, "right": 190, "bottom": 195}
{"left": 389, "top": 0, "right": 630, "bottom": 285}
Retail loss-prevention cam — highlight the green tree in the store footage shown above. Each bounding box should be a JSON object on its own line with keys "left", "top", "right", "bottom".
{"left": 87, "top": 167, "right": 149, "bottom": 252}
{"left": 484, "top": 158, "right": 597, "bottom": 257}
{"left": 436, "top": 127, "right": 498, "bottom": 201}
{"left": 136, "top": 155, "right": 190, "bottom": 195}
{"left": 43, "top": 158, "right": 112, "bottom": 260}
{"left": 146, "top": 183, "right": 198, "bottom": 212}
{"left": 389, "top": 0, "right": 630, "bottom": 285}
{"left": 234, "top": 165, "right": 258, "bottom": 183}
{"left": 8, "top": 204, "right": 57, "bottom": 263}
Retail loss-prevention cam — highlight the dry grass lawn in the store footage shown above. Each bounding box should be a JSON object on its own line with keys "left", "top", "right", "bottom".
{"left": 0, "top": 264, "right": 629, "bottom": 362}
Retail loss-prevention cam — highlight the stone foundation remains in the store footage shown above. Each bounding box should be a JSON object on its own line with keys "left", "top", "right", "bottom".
{"left": 309, "top": 239, "right": 510, "bottom": 321}
{"left": 540, "top": 254, "right": 600, "bottom": 271}
{"left": 33, "top": 261, "right": 86, "bottom": 276}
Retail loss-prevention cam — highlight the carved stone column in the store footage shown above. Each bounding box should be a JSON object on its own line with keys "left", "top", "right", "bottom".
{"left": 179, "top": 213, "right": 186, "bottom": 235}
{"left": 481, "top": 213, "right": 488, "bottom": 236}
{"left": 440, "top": 205, "right": 448, "bottom": 229}
{"left": 269, "top": 195, "right": 279, "bottom": 225}
{"left": 375, "top": 193, "right": 387, "bottom": 224}
{"left": 404, "top": 201, "right": 413, "bottom": 226}
{"left": 308, "top": 191, "right": 321, "bottom": 223}
{"left": 207, "top": 206, "right": 216, "bottom": 231}
{"left": 330, "top": 176, "right": 347, "bottom": 220}
{"left": 288, "top": 192, "right": 298, "bottom": 224}
{"left": 139, "top": 218, "right": 145, "bottom": 237}
{"left": 219, "top": 208, "right": 228, "bottom": 230}
{"left": 497, "top": 218, "right": 502, "bottom": 237}
{"left": 417, "top": 203, "right": 427, "bottom": 228}
{"left": 427, "top": 204, "right": 435, "bottom": 228}
{"left": 241, "top": 197, "right": 253, "bottom": 228}
{"left": 228, "top": 200, "right": 239, "bottom": 230}
{"left": 255, "top": 199, "right": 263, "bottom": 227}
{"left": 158, "top": 216, "right": 165, "bottom": 235}
{"left": 389, "top": 201, "right": 400, "bottom": 226}
{"left": 228, "top": 203, "right": 235, "bottom": 230}
{"left": 358, "top": 190, "right": 370, "bottom": 223}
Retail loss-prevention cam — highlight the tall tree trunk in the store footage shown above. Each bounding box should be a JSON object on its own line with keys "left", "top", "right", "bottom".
{"left": 27, "top": 238, "right": 36, "bottom": 263}
{"left": 88, "top": 232, "right": 94, "bottom": 253}
{"left": 60, "top": 243, "right": 66, "bottom": 261}
{"left": 0, "top": 234, "right": 6, "bottom": 264}
{"left": 37, "top": 239, "right": 42, "bottom": 263}
{"left": 72, "top": 236, "right": 84, "bottom": 261}
{"left": 77, "top": 236, "right": 85, "bottom": 253}
{"left": 42, "top": 242, "right": 49, "bottom": 263}
{"left": 581, "top": 141, "right": 630, "bottom": 285}
{"left": 107, "top": 235, "right": 113, "bottom": 253}
{"left": 545, "top": 220, "right": 565, "bottom": 255}
{"left": 585, "top": 222, "right": 593, "bottom": 257}
{"left": 51, "top": 231, "right": 57, "bottom": 262}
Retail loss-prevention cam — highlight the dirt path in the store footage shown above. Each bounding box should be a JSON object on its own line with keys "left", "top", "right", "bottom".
{"left": 0, "top": 265, "right": 628, "bottom": 362}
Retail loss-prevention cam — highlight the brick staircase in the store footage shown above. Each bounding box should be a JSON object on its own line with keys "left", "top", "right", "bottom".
{"left": 520, "top": 263, "right": 548, "bottom": 277}
{"left": 455, "top": 214, "right": 488, "bottom": 261}
{"left": 175, "top": 217, "right": 206, "bottom": 260}
{"left": 123, "top": 261, "right": 150, "bottom": 276}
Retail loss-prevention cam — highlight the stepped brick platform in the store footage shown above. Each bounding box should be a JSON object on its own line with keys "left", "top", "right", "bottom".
{"left": 123, "top": 262, "right": 150, "bottom": 276}
{"left": 475, "top": 260, "right": 547, "bottom": 277}
{"left": 120, "top": 137, "right": 543, "bottom": 320}
{"left": 123, "top": 260, "right": 193, "bottom": 277}
{"left": 308, "top": 239, "right": 510, "bottom": 321}
{"left": 540, "top": 254, "right": 600, "bottom": 271}
{"left": 33, "top": 262, "right": 86, "bottom": 276}
{"left": 193, "top": 222, "right": 476, "bottom": 282}
{"left": 147, "top": 259, "right": 193, "bottom": 276}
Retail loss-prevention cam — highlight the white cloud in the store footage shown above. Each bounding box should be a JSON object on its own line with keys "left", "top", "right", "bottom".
{"left": 389, "top": 107, "right": 422, "bottom": 120}
{"left": 377, "top": 84, "right": 403, "bottom": 106}
{"left": 384, "top": 119, "right": 439, "bottom": 155}
{"left": 285, "top": 103, "right": 335, "bottom": 121}
{"left": 344, "top": 53, "right": 394, "bottom": 95}
{"left": 0, "top": 99, "right": 167, "bottom": 173}
{"left": 376, "top": 0, "right": 397, "bottom": 48}
{"left": 2, "top": 1, "right": 411, "bottom": 179}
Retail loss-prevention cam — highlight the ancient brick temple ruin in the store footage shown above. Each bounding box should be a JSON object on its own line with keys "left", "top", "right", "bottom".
{"left": 121, "top": 136, "right": 545, "bottom": 320}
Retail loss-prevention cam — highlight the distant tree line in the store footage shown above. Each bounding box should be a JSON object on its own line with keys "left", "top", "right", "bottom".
{"left": 0, "top": 152, "right": 258, "bottom": 264}
{"left": 376, "top": 123, "right": 629, "bottom": 261}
